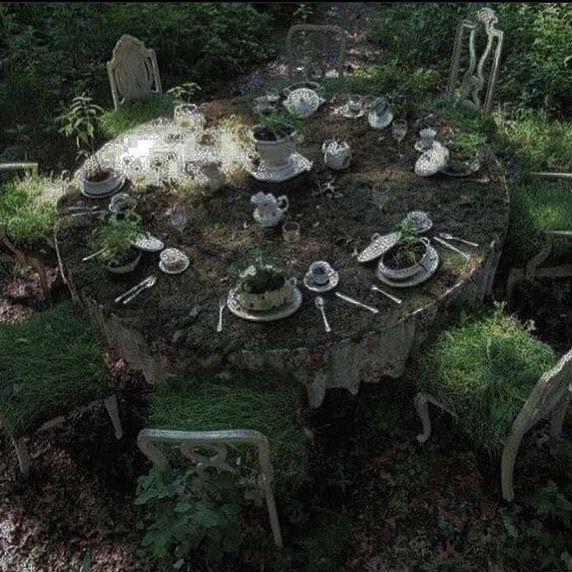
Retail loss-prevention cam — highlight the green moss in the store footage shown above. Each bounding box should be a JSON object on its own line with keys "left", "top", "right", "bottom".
{"left": 149, "top": 371, "right": 310, "bottom": 495}
{"left": 418, "top": 307, "right": 557, "bottom": 452}
{"left": 100, "top": 95, "right": 175, "bottom": 138}
{"left": 0, "top": 302, "right": 111, "bottom": 437}
{"left": 0, "top": 175, "right": 61, "bottom": 251}
{"left": 506, "top": 180, "right": 572, "bottom": 267}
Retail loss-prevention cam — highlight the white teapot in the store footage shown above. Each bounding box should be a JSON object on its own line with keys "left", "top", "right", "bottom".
{"left": 322, "top": 139, "right": 352, "bottom": 170}
{"left": 251, "top": 192, "right": 289, "bottom": 227}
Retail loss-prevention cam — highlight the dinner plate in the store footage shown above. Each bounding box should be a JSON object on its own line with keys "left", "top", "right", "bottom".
{"left": 227, "top": 287, "right": 303, "bottom": 322}
{"left": 376, "top": 246, "right": 440, "bottom": 288}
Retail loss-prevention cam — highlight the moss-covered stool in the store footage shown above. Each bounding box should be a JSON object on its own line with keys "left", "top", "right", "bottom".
{"left": 138, "top": 371, "right": 310, "bottom": 546}
{"left": 413, "top": 307, "right": 571, "bottom": 501}
{"left": 0, "top": 302, "right": 123, "bottom": 476}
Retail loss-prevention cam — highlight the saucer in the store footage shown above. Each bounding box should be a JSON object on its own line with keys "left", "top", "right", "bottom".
{"left": 250, "top": 153, "right": 313, "bottom": 183}
{"left": 303, "top": 271, "right": 339, "bottom": 293}
{"left": 227, "top": 287, "right": 303, "bottom": 322}
{"left": 340, "top": 104, "right": 366, "bottom": 119}
{"left": 376, "top": 246, "right": 440, "bottom": 288}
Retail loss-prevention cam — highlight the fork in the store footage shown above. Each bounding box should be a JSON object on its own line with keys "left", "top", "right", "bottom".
{"left": 217, "top": 295, "right": 226, "bottom": 333}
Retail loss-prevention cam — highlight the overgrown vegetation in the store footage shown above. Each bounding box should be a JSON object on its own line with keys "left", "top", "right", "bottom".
{"left": 0, "top": 302, "right": 110, "bottom": 437}
{"left": 417, "top": 306, "right": 557, "bottom": 452}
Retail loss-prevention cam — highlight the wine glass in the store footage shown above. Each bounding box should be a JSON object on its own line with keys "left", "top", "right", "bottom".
{"left": 169, "top": 205, "right": 188, "bottom": 238}
{"left": 371, "top": 185, "right": 390, "bottom": 213}
{"left": 391, "top": 119, "right": 408, "bottom": 158}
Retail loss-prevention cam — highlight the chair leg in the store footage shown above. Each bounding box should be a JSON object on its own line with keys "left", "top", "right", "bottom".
{"left": 551, "top": 392, "right": 570, "bottom": 439}
{"left": 103, "top": 395, "right": 123, "bottom": 439}
{"left": 12, "top": 436, "right": 30, "bottom": 477}
{"left": 501, "top": 434, "right": 522, "bottom": 502}
{"left": 263, "top": 482, "right": 283, "bottom": 548}
{"left": 414, "top": 393, "right": 433, "bottom": 443}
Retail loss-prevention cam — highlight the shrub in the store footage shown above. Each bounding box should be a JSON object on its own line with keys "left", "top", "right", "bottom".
{"left": 418, "top": 307, "right": 557, "bottom": 452}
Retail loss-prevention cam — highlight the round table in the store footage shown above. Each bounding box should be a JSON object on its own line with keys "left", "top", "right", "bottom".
{"left": 55, "top": 96, "right": 509, "bottom": 407}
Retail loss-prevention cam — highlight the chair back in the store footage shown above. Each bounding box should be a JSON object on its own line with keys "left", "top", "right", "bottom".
{"left": 107, "top": 35, "right": 162, "bottom": 109}
{"left": 286, "top": 24, "right": 346, "bottom": 79}
{"left": 447, "top": 7, "right": 504, "bottom": 113}
{"left": 512, "top": 349, "right": 572, "bottom": 435}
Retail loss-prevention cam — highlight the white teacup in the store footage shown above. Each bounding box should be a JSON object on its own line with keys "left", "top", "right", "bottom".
{"left": 307, "top": 261, "right": 334, "bottom": 285}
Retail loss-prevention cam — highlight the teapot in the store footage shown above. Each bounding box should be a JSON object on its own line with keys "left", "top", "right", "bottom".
{"left": 322, "top": 139, "right": 352, "bottom": 170}
{"left": 251, "top": 192, "right": 289, "bottom": 227}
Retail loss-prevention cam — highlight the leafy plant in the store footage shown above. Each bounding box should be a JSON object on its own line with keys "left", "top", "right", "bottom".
{"left": 90, "top": 210, "right": 142, "bottom": 267}
{"left": 253, "top": 110, "right": 298, "bottom": 141}
{"left": 135, "top": 466, "right": 244, "bottom": 564}
{"left": 167, "top": 82, "right": 202, "bottom": 105}
{"left": 56, "top": 92, "right": 105, "bottom": 177}
{"left": 239, "top": 263, "right": 285, "bottom": 294}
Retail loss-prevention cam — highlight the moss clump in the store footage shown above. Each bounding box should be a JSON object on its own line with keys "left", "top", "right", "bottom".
{"left": 506, "top": 180, "right": 572, "bottom": 267}
{"left": 418, "top": 306, "right": 557, "bottom": 452}
{"left": 0, "top": 302, "right": 111, "bottom": 438}
{"left": 0, "top": 174, "right": 61, "bottom": 251}
{"left": 149, "top": 371, "right": 309, "bottom": 496}
{"left": 99, "top": 94, "right": 175, "bottom": 138}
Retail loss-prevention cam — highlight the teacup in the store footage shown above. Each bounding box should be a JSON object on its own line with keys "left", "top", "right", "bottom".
{"left": 160, "top": 248, "right": 187, "bottom": 272}
{"left": 406, "top": 210, "right": 432, "bottom": 233}
{"left": 307, "top": 261, "right": 334, "bottom": 286}
{"left": 347, "top": 95, "right": 364, "bottom": 114}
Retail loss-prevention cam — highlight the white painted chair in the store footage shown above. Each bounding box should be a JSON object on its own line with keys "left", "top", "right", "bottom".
{"left": 107, "top": 34, "right": 162, "bottom": 109}
{"left": 447, "top": 7, "right": 504, "bottom": 114}
{"left": 138, "top": 428, "right": 283, "bottom": 547}
{"left": 286, "top": 24, "right": 347, "bottom": 79}
{"left": 415, "top": 349, "right": 572, "bottom": 502}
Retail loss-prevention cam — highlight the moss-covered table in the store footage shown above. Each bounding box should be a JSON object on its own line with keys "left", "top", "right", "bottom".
{"left": 55, "top": 97, "right": 509, "bottom": 407}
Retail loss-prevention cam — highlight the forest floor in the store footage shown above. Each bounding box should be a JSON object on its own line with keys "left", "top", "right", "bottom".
{"left": 1, "top": 3, "right": 571, "bottom": 572}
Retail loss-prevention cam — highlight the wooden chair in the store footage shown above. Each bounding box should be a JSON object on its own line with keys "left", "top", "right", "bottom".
{"left": 107, "top": 34, "right": 162, "bottom": 109}
{"left": 0, "top": 303, "right": 122, "bottom": 476}
{"left": 414, "top": 312, "right": 571, "bottom": 502}
{"left": 447, "top": 7, "right": 504, "bottom": 113}
{"left": 286, "top": 24, "right": 346, "bottom": 79}
{"left": 507, "top": 230, "right": 572, "bottom": 297}
{"left": 138, "top": 428, "right": 283, "bottom": 547}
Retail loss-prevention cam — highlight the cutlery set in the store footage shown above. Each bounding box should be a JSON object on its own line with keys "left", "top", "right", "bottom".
{"left": 114, "top": 275, "right": 157, "bottom": 305}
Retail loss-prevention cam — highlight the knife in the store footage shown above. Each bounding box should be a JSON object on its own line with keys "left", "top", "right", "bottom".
{"left": 114, "top": 275, "right": 155, "bottom": 303}
{"left": 335, "top": 292, "right": 379, "bottom": 314}
{"left": 433, "top": 236, "right": 470, "bottom": 260}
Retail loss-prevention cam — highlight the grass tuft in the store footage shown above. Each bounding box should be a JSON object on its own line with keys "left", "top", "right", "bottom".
{"left": 149, "top": 371, "right": 310, "bottom": 495}
{"left": 0, "top": 302, "right": 111, "bottom": 438}
{"left": 99, "top": 95, "right": 176, "bottom": 138}
{"left": 418, "top": 307, "right": 557, "bottom": 452}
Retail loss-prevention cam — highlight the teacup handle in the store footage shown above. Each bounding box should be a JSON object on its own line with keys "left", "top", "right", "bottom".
{"left": 287, "top": 277, "right": 297, "bottom": 288}
{"left": 278, "top": 195, "right": 289, "bottom": 213}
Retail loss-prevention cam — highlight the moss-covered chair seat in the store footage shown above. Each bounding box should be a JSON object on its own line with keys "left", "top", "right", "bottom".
{"left": 138, "top": 371, "right": 310, "bottom": 547}
{"left": 413, "top": 307, "right": 571, "bottom": 501}
{"left": 0, "top": 302, "right": 122, "bottom": 476}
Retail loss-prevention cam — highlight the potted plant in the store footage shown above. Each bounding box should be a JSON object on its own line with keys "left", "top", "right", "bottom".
{"left": 90, "top": 210, "right": 143, "bottom": 274}
{"left": 378, "top": 220, "right": 431, "bottom": 280}
{"left": 168, "top": 82, "right": 203, "bottom": 129}
{"left": 57, "top": 93, "right": 122, "bottom": 196}
{"left": 251, "top": 111, "right": 301, "bottom": 167}
{"left": 235, "top": 261, "right": 297, "bottom": 311}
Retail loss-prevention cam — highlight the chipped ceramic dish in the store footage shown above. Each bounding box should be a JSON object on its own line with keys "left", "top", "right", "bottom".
{"left": 132, "top": 232, "right": 164, "bottom": 253}
{"left": 159, "top": 248, "right": 190, "bottom": 274}
{"left": 357, "top": 231, "right": 402, "bottom": 264}
{"left": 415, "top": 141, "right": 450, "bottom": 177}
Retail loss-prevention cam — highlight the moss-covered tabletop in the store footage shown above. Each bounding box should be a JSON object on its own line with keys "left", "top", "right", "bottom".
{"left": 56, "top": 97, "right": 509, "bottom": 407}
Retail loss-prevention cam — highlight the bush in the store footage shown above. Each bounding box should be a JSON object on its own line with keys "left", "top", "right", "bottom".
{"left": 368, "top": 3, "right": 572, "bottom": 116}
{"left": 418, "top": 307, "right": 557, "bottom": 452}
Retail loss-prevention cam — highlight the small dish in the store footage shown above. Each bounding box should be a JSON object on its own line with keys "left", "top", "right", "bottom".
{"left": 159, "top": 248, "right": 190, "bottom": 274}
{"left": 303, "top": 271, "right": 340, "bottom": 293}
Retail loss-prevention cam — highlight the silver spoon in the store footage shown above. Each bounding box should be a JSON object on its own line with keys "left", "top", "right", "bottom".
{"left": 315, "top": 296, "right": 332, "bottom": 333}
{"left": 217, "top": 295, "right": 226, "bottom": 333}
{"left": 438, "top": 232, "right": 479, "bottom": 248}
{"left": 122, "top": 275, "right": 157, "bottom": 304}
{"left": 371, "top": 285, "right": 402, "bottom": 305}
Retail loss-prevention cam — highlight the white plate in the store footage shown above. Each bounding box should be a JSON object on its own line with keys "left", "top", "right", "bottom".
{"left": 227, "top": 287, "right": 303, "bottom": 322}
{"left": 415, "top": 142, "right": 450, "bottom": 177}
{"left": 340, "top": 105, "right": 365, "bottom": 119}
{"left": 376, "top": 246, "right": 440, "bottom": 288}
{"left": 250, "top": 153, "right": 313, "bottom": 183}
{"left": 303, "top": 271, "right": 339, "bottom": 293}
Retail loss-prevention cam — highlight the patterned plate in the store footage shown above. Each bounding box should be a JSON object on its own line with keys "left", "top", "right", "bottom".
{"left": 283, "top": 88, "right": 323, "bottom": 118}
{"left": 415, "top": 142, "right": 450, "bottom": 177}
{"left": 132, "top": 233, "right": 164, "bottom": 252}
{"left": 375, "top": 246, "right": 440, "bottom": 288}
{"left": 227, "top": 287, "right": 303, "bottom": 322}
{"left": 357, "top": 231, "right": 402, "bottom": 264}
{"left": 250, "top": 153, "right": 313, "bottom": 183}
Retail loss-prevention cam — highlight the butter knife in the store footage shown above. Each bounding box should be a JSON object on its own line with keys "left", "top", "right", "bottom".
{"left": 114, "top": 275, "right": 155, "bottom": 303}
{"left": 433, "top": 236, "right": 470, "bottom": 260}
{"left": 335, "top": 292, "right": 379, "bottom": 314}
